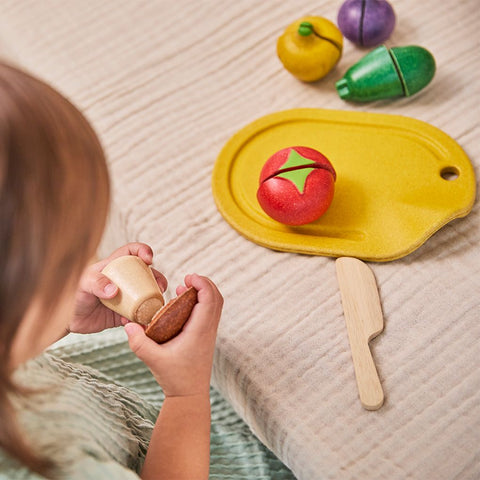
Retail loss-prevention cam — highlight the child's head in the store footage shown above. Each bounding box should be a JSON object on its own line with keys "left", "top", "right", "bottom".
{"left": 0, "top": 61, "right": 110, "bottom": 474}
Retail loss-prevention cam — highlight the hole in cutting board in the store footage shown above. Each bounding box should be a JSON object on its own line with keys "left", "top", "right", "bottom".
{"left": 440, "top": 166, "right": 459, "bottom": 181}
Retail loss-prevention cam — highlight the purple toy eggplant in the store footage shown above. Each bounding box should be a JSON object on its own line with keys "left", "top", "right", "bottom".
{"left": 338, "top": 0, "right": 396, "bottom": 47}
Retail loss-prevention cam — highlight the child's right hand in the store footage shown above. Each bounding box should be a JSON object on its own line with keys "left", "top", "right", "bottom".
{"left": 124, "top": 274, "right": 223, "bottom": 397}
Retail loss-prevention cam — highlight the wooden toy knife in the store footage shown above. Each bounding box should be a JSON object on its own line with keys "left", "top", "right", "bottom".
{"left": 336, "top": 257, "right": 385, "bottom": 410}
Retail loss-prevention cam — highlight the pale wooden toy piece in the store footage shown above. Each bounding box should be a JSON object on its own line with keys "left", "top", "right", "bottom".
{"left": 100, "top": 255, "right": 165, "bottom": 325}
{"left": 336, "top": 257, "right": 385, "bottom": 410}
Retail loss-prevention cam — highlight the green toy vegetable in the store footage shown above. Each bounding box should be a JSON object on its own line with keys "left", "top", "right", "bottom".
{"left": 336, "top": 45, "right": 436, "bottom": 101}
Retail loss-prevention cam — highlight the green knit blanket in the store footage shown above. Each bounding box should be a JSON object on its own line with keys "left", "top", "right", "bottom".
{"left": 49, "top": 333, "right": 296, "bottom": 480}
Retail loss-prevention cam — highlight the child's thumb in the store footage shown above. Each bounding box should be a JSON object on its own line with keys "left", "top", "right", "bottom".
{"left": 85, "top": 271, "right": 118, "bottom": 299}
{"left": 124, "top": 322, "right": 158, "bottom": 362}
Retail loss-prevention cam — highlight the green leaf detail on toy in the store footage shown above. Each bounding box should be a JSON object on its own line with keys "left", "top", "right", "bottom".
{"left": 298, "top": 21, "right": 314, "bottom": 36}
{"left": 282, "top": 149, "right": 318, "bottom": 169}
{"left": 277, "top": 168, "right": 315, "bottom": 194}
{"left": 276, "top": 150, "right": 317, "bottom": 194}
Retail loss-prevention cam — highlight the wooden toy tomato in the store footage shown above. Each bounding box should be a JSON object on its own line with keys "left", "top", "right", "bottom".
{"left": 257, "top": 146, "right": 336, "bottom": 225}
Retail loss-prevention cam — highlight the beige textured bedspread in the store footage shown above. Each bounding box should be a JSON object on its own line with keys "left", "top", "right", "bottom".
{"left": 1, "top": 1, "right": 479, "bottom": 478}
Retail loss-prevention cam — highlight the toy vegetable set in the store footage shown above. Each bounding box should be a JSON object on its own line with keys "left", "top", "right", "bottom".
{"left": 211, "top": 1, "right": 476, "bottom": 409}
{"left": 213, "top": 0, "right": 475, "bottom": 260}
{"left": 277, "top": 1, "right": 436, "bottom": 101}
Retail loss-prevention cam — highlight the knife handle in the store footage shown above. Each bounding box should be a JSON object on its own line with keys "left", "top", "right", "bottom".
{"left": 348, "top": 335, "right": 384, "bottom": 410}
{"left": 336, "top": 257, "right": 385, "bottom": 411}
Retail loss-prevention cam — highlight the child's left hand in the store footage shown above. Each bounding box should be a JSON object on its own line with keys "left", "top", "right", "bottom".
{"left": 68, "top": 243, "right": 167, "bottom": 335}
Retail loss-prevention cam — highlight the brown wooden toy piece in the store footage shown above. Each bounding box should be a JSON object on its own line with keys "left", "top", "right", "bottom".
{"left": 145, "top": 287, "right": 198, "bottom": 343}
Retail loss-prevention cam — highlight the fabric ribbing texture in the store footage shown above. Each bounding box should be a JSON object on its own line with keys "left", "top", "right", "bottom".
{"left": 1, "top": 333, "right": 295, "bottom": 479}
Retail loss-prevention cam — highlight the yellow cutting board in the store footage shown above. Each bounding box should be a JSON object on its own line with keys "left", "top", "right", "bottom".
{"left": 212, "top": 109, "right": 475, "bottom": 261}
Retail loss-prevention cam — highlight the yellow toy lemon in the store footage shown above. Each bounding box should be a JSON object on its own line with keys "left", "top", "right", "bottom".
{"left": 277, "top": 16, "right": 343, "bottom": 82}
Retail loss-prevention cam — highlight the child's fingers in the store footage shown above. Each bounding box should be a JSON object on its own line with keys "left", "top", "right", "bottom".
{"left": 185, "top": 274, "right": 223, "bottom": 308}
{"left": 176, "top": 285, "right": 188, "bottom": 296}
{"left": 151, "top": 268, "right": 168, "bottom": 293}
{"left": 111, "top": 242, "right": 153, "bottom": 264}
{"left": 181, "top": 274, "right": 223, "bottom": 334}
{"left": 176, "top": 275, "right": 221, "bottom": 304}
{"left": 94, "top": 243, "right": 154, "bottom": 271}
{"left": 81, "top": 270, "right": 118, "bottom": 299}
{"left": 84, "top": 244, "right": 165, "bottom": 299}
{"left": 130, "top": 243, "right": 154, "bottom": 265}
{"left": 124, "top": 322, "right": 162, "bottom": 363}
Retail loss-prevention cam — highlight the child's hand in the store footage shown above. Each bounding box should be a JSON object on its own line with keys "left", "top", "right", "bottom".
{"left": 124, "top": 274, "right": 223, "bottom": 397}
{"left": 69, "top": 243, "right": 167, "bottom": 335}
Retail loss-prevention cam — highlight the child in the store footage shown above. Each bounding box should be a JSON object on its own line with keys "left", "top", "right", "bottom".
{"left": 0, "top": 61, "right": 223, "bottom": 479}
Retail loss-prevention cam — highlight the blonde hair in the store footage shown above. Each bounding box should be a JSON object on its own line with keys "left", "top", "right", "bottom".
{"left": 0, "top": 62, "right": 110, "bottom": 476}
